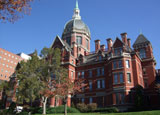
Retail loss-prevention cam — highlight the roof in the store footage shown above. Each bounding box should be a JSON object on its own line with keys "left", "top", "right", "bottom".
{"left": 51, "top": 36, "right": 72, "bottom": 52}
{"left": 133, "top": 34, "right": 150, "bottom": 47}
{"left": 63, "top": 19, "right": 90, "bottom": 36}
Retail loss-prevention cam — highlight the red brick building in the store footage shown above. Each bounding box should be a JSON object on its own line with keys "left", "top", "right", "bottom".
{"left": 50, "top": 1, "right": 158, "bottom": 110}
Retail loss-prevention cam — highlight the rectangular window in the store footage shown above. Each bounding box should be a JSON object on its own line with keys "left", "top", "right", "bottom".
{"left": 81, "top": 98, "right": 84, "bottom": 103}
{"left": 102, "top": 79, "right": 105, "bottom": 88}
{"left": 89, "top": 70, "right": 92, "bottom": 77}
{"left": 126, "top": 60, "right": 130, "bottom": 68}
{"left": 113, "top": 61, "right": 117, "bottom": 69}
{"left": 116, "top": 93, "right": 119, "bottom": 104}
{"left": 86, "top": 39, "right": 89, "bottom": 49}
{"left": 78, "top": 72, "right": 80, "bottom": 78}
{"left": 82, "top": 71, "right": 84, "bottom": 78}
{"left": 119, "top": 60, "right": 123, "bottom": 68}
{"left": 97, "top": 80, "right": 101, "bottom": 88}
{"left": 114, "top": 49, "right": 118, "bottom": 56}
{"left": 120, "top": 73, "right": 124, "bottom": 83}
{"left": 127, "top": 73, "right": 131, "bottom": 83}
{"left": 71, "top": 71, "right": 73, "bottom": 79}
{"left": 97, "top": 68, "right": 100, "bottom": 76}
{"left": 114, "top": 74, "right": 118, "bottom": 84}
{"left": 89, "top": 81, "right": 92, "bottom": 91}
{"left": 89, "top": 97, "right": 93, "bottom": 104}
{"left": 120, "top": 93, "right": 125, "bottom": 104}
{"left": 76, "top": 36, "right": 82, "bottom": 45}
{"left": 102, "top": 68, "right": 104, "bottom": 75}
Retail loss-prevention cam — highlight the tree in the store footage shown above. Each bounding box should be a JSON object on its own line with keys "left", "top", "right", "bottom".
{"left": 155, "top": 83, "right": 160, "bottom": 105}
{"left": 0, "top": 0, "right": 34, "bottom": 22}
{"left": 55, "top": 77, "right": 87, "bottom": 115}
{"left": 16, "top": 52, "right": 41, "bottom": 106}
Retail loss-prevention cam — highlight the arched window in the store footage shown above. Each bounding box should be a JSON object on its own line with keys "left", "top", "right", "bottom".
{"left": 140, "top": 49, "right": 146, "bottom": 59}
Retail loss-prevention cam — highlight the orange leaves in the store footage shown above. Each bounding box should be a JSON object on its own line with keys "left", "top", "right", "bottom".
{"left": 0, "top": 0, "right": 34, "bottom": 22}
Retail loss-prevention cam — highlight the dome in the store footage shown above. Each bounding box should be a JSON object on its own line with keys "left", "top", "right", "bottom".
{"left": 63, "top": 19, "right": 90, "bottom": 36}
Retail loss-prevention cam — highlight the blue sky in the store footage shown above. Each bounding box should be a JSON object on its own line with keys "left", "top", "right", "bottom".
{"left": 0, "top": 0, "right": 160, "bottom": 69}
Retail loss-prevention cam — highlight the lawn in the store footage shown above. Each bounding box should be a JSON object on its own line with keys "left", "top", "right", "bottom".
{"left": 34, "top": 110, "right": 160, "bottom": 115}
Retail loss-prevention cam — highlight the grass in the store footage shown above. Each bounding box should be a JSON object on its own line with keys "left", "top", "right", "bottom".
{"left": 33, "top": 110, "right": 160, "bottom": 115}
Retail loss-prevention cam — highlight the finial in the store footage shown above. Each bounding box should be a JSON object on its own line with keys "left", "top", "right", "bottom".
{"left": 76, "top": 0, "right": 79, "bottom": 9}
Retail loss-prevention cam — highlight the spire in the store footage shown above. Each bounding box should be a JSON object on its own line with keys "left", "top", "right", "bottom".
{"left": 72, "top": 0, "right": 81, "bottom": 19}
{"left": 76, "top": 0, "right": 79, "bottom": 9}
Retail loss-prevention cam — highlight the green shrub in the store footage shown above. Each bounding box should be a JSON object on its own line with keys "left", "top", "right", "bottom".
{"left": 76, "top": 103, "right": 88, "bottom": 113}
{"left": 95, "top": 107, "right": 119, "bottom": 113}
{"left": 17, "top": 111, "right": 28, "bottom": 115}
{"left": 32, "top": 105, "right": 79, "bottom": 114}
{"left": 87, "top": 103, "right": 97, "bottom": 112}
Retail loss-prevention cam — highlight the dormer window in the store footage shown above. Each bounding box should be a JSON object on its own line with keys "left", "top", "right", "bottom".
{"left": 139, "top": 49, "right": 146, "bottom": 59}
{"left": 76, "top": 36, "right": 82, "bottom": 45}
{"left": 114, "top": 47, "right": 123, "bottom": 56}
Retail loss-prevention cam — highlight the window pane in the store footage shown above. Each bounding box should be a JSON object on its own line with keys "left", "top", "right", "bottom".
{"left": 114, "top": 74, "right": 118, "bottom": 84}
{"left": 89, "top": 81, "right": 92, "bottom": 91}
{"left": 89, "top": 70, "right": 92, "bottom": 77}
{"left": 116, "top": 93, "right": 119, "bottom": 104}
{"left": 86, "top": 39, "right": 89, "bottom": 49}
{"left": 119, "top": 60, "right": 122, "bottom": 68}
{"left": 120, "top": 73, "right": 124, "bottom": 83}
{"left": 102, "top": 80, "right": 105, "bottom": 88}
{"left": 127, "top": 73, "right": 131, "bottom": 83}
{"left": 76, "top": 36, "right": 82, "bottom": 45}
{"left": 140, "top": 49, "right": 146, "bottom": 58}
{"left": 102, "top": 68, "right": 104, "bottom": 75}
{"left": 97, "top": 68, "right": 100, "bottom": 76}
{"left": 113, "top": 61, "right": 117, "bottom": 69}
{"left": 126, "top": 60, "right": 130, "bottom": 68}
{"left": 89, "top": 97, "right": 93, "bottom": 103}
{"left": 82, "top": 71, "right": 84, "bottom": 78}
{"left": 97, "top": 80, "right": 100, "bottom": 88}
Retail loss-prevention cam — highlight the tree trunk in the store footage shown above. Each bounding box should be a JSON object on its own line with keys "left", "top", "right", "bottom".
{"left": 64, "top": 97, "right": 68, "bottom": 115}
{"left": 42, "top": 96, "right": 48, "bottom": 115}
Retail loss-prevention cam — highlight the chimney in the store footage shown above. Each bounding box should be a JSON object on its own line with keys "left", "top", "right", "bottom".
{"left": 106, "top": 38, "right": 112, "bottom": 51}
{"left": 121, "top": 32, "right": 128, "bottom": 45}
{"left": 95, "top": 39, "right": 100, "bottom": 52}
{"left": 100, "top": 45, "right": 105, "bottom": 51}
{"left": 127, "top": 38, "right": 131, "bottom": 47}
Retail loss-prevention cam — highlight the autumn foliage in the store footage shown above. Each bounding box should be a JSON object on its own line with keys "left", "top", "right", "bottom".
{"left": 0, "top": 0, "right": 33, "bottom": 22}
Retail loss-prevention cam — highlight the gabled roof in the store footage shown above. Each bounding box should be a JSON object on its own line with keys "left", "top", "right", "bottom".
{"left": 112, "top": 37, "right": 124, "bottom": 48}
{"left": 133, "top": 34, "right": 150, "bottom": 47}
{"left": 50, "top": 36, "right": 72, "bottom": 51}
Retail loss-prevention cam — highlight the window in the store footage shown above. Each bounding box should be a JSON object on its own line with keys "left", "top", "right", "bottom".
{"left": 89, "top": 97, "right": 93, "bottom": 103}
{"left": 89, "top": 70, "right": 92, "bottom": 77}
{"left": 89, "top": 81, "right": 92, "bottom": 91}
{"left": 1, "top": 74, "right": 2, "bottom": 77}
{"left": 113, "top": 61, "right": 117, "bottom": 69}
{"left": 116, "top": 93, "right": 119, "bottom": 104}
{"left": 66, "top": 37, "right": 71, "bottom": 45}
{"left": 76, "top": 36, "right": 82, "bottom": 45}
{"left": 97, "top": 68, "right": 100, "bottom": 76}
{"left": 81, "top": 98, "right": 84, "bottom": 103}
{"left": 144, "top": 79, "right": 148, "bottom": 88}
{"left": 119, "top": 60, "right": 123, "bottom": 68}
{"left": 0, "top": 56, "right": 1, "bottom": 59}
{"left": 139, "top": 49, "right": 146, "bottom": 59}
{"left": 127, "top": 73, "right": 131, "bottom": 83}
{"left": 102, "top": 68, "right": 104, "bottom": 75}
{"left": 97, "top": 80, "right": 101, "bottom": 88}
{"left": 3, "top": 58, "right": 6, "bottom": 60}
{"left": 82, "top": 71, "right": 84, "bottom": 78}
{"left": 78, "top": 72, "right": 80, "bottom": 78}
{"left": 86, "top": 39, "right": 89, "bottom": 49}
{"left": 71, "top": 71, "right": 73, "bottom": 79}
{"left": 114, "top": 74, "right": 118, "bottom": 84}
{"left": 102, "top": 79, "right": 105, "bottom": 88}
{"left": 114, "top": 49, "right": 118, "bottom": 56}
{"left": 125, "top": 60, "right": 130, "bottom": 68}
{"left": 120, "top": 73, "right": 124, "bottom": 83}
{"left": 120, "top": 93, "right": 125, "bottom": 104}
{"left": 99, "top": 56, "right": 102, "bottom": 60}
